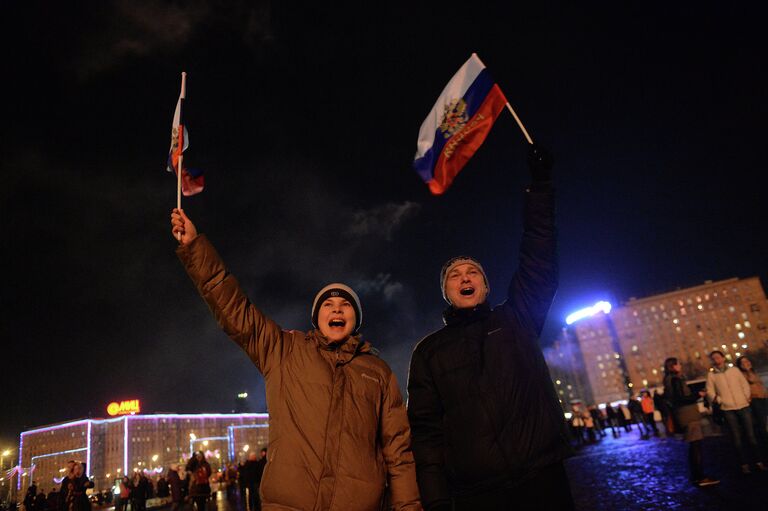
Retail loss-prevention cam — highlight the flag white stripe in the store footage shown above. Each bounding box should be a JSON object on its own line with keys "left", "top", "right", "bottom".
{"left": 414, "top": 53, "right": 486, "bottom": 159}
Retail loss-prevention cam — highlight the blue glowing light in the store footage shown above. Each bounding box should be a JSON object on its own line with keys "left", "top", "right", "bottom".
{"left": 566, "top": 301, "right": 612, "bottom": 325}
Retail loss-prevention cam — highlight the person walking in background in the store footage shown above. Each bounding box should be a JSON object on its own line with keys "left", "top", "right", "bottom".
{"left": 224, "top": 463, "right": 238, "bottom": 502}
{"left": 240, "top": 452, "right": 257, "bottom": 511}
{"left": 167, "top": 464, "right": 182, "bottom": 511}
{"left": 589, "top": 405, "right": 606, "bottom": 438}
{"left": 34, "top": 490, "right": 47, "bottom": 511}
{"left": 604, "top": 403, "right": 620, "bottom": 438}
{"left": 735, "top": 355, "right": 768, "bottom": 462}
{"left": 156, "top": 476, "right": 169, "bottom": 499}
{"left": 641, "top": 390, "right": 660, "bottom": 436}
{"left": 618, "top": 402, "right": 632, "bottom": 433}
{"left": 627, "top": 397, "right": 649, "bottom": 439}
{"left": 24, "top": 483, "right": 37, "bottom": 511}
{"left": 663, "top": 357, "right": 719, "bottom": 487}
{"left": 654, "top": 390, "right": 673, "bottom": 436}
{"left": 131, "top": 472, "right": 148, "bottom": 511}
{"left": 61, "top": 463, "right": 93, "bottom": 511}
{"left": 185, "top": 451, "right": 211, "bottom": 511}
{"left": 253, "top": 449, "right": 267, "bottom": 511}
{"left": 46, "top": 488, "right": 59, "bottom": 511}
{"left": 236, "top": 458, "right": 248, "bottom": 510}
{"left": 706, "top": 350, "right": 766, "bottom": 474}
{"left": 117, "top": 476, "right": 130, "bottom": 511}
{"left": 569, "top": 402, "right": 585, "bottom": 446}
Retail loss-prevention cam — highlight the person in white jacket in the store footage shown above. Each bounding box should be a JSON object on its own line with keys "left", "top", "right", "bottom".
{"left": 706, "top": 350, "right": 767, "bottom": 474}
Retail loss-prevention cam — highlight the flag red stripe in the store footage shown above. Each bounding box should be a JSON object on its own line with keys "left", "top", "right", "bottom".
{"left": 428, "top": 85, "right": 508, "bottom": 195}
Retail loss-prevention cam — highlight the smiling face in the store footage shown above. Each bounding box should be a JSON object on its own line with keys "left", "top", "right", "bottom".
{"left": 317, "top": 296, "right": 356, "bottom": 342}
{"left": 444, "top": 263, "right": 488, "bottom": 308}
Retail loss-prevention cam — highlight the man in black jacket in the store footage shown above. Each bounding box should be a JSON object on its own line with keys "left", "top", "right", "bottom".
{"left": 407, "top": 145, "right": 574, "bottom": 510}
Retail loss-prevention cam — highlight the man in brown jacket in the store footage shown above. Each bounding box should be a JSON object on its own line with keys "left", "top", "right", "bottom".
{"left": 171, "top": 209, "right": 421, "bottom": 511}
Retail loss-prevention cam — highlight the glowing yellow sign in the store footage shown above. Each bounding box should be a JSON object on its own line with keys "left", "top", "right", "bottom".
{"left": 107, "top": 400, "right": 141, "bottom": 416}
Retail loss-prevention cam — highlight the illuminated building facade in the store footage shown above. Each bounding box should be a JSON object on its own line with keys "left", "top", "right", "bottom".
{"left": 543, "top": 328, "right": 593, "bottom": 409}
{"left": 570, "top": 277, "right": 768, "bottom": 405}
{"left": 17, "top": 413, "right": 269, "bottom": 496}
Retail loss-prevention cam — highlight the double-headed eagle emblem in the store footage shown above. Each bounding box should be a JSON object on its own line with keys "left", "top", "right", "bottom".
{"left": 439, "top": 98, "right": 468, "bottom": 139}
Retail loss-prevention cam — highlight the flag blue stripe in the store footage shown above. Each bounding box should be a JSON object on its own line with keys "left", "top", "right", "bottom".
{"left": 413, "top": 69, "right": 496, "bottom": 182}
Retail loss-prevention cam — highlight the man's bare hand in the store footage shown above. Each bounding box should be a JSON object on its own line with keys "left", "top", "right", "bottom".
{"left": 171, "top": 208, "right": 198, "bottom": 245}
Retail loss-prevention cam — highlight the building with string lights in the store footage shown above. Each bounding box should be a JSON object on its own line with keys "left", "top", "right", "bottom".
{"left": 564, "top": 277, "right": 768, "bottom": 405}
{"left": 14, "top": 408, "right": 269, "bottom": 497}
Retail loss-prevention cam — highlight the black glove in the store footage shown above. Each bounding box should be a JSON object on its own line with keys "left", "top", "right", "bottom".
{"left": 527, "top": 144, "right": 553, "bottom": 183}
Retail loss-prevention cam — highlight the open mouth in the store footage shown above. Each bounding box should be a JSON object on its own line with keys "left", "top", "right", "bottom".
{"left": 328, "top": 319, "right": 346, "bottom": 328}
{"left": 460, "top": 287, "right": 475, "bottom": 296}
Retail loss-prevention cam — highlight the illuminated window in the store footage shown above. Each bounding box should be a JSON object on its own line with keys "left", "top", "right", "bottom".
{"left": 745, "top": 321, "right": 751, "bottom": 328}
{"left": 735, "top": 323, "right": 742, "bottom": 330}
{"left": 738, "top": 332, "right": 745, "bottom": 339}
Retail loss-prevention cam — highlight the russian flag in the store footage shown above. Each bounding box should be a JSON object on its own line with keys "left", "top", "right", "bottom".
{"left": 413, "top": 53, "right": 508, "bottom": 195}
{"left": 167, "top": 74, "right": 204, "bottom": 196}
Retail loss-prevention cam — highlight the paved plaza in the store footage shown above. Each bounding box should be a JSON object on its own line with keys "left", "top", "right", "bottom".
{"left": 565, "top": 427, "right": 768, "bottom": 510}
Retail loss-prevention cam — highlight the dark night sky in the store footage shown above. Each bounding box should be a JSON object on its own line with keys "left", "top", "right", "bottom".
{"left": 2, "top": 1, "right": 767, "bottom": 447}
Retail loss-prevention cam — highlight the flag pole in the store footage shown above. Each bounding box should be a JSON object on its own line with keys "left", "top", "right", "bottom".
{"left": 177, "top": 72, "right": 187, "bottom": 210}
{"left": 175, "top": 72, "right": 187, "bottom": 240}
{"left": 505, "top": 102, "right": 533, "bottom": 145}
{"left": 471, "top": 53, "right": 533, "bottom": 145}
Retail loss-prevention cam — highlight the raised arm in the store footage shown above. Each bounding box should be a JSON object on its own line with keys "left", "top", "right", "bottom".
{"left": 171, "top": 208, "right": 288, "bottom": 375}
{"left": 504, "top": 145, "right": 557, "bottom": 336}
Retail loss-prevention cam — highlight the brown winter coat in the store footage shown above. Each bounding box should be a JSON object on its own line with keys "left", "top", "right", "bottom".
{"left": 177, "top": 235, "right": 421, "bottom": 511}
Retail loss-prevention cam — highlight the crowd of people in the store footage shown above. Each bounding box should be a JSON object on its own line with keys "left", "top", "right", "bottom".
{"left": 567, "top": 351, "right": 768, "bottom": 488}
{"left": 568, "top": 393, "right": 663, "bottom": 446}
{"left": 12, "top": 448, "right": 269, "bottom": 511}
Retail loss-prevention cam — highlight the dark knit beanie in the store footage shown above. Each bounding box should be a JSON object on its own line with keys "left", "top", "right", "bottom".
{"left": 439, "top": 256, "right": 489, "bottom": 303}
{"left": 311, "top": 283, "right": 363, "bottom": 333}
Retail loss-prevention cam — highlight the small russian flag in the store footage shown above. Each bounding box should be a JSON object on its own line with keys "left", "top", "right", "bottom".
{"left": 413, "top": 54, "right": 508, "bottom": 195}
{"left": 167, "top": 73, "right": 204, "bottom": 196}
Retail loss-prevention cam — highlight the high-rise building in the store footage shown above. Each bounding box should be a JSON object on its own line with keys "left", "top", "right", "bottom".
{"left": 16, "top": 412, "right": 269, "bottom": 497}
{"left": 568, "top": 277, "right": 768, "bottom": 405}
{"left": 543, "top": 328, "right": 593, "bottom": 409}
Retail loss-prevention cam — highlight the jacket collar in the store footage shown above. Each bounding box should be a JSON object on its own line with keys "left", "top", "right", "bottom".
{"left": 443, "top": 301, "right": 492, "bottom": 326}
{"left": 310, "top": 330, "right": 371, "bottom": 364}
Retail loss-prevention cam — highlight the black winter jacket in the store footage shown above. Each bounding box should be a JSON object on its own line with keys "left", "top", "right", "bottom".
{"left": 407, "top": 187, "right": 571, "bottom": 509}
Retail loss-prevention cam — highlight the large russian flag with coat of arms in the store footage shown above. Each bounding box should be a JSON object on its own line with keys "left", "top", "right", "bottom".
{"left": 413, "top": 53, "right": 508, "bottom": 195}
